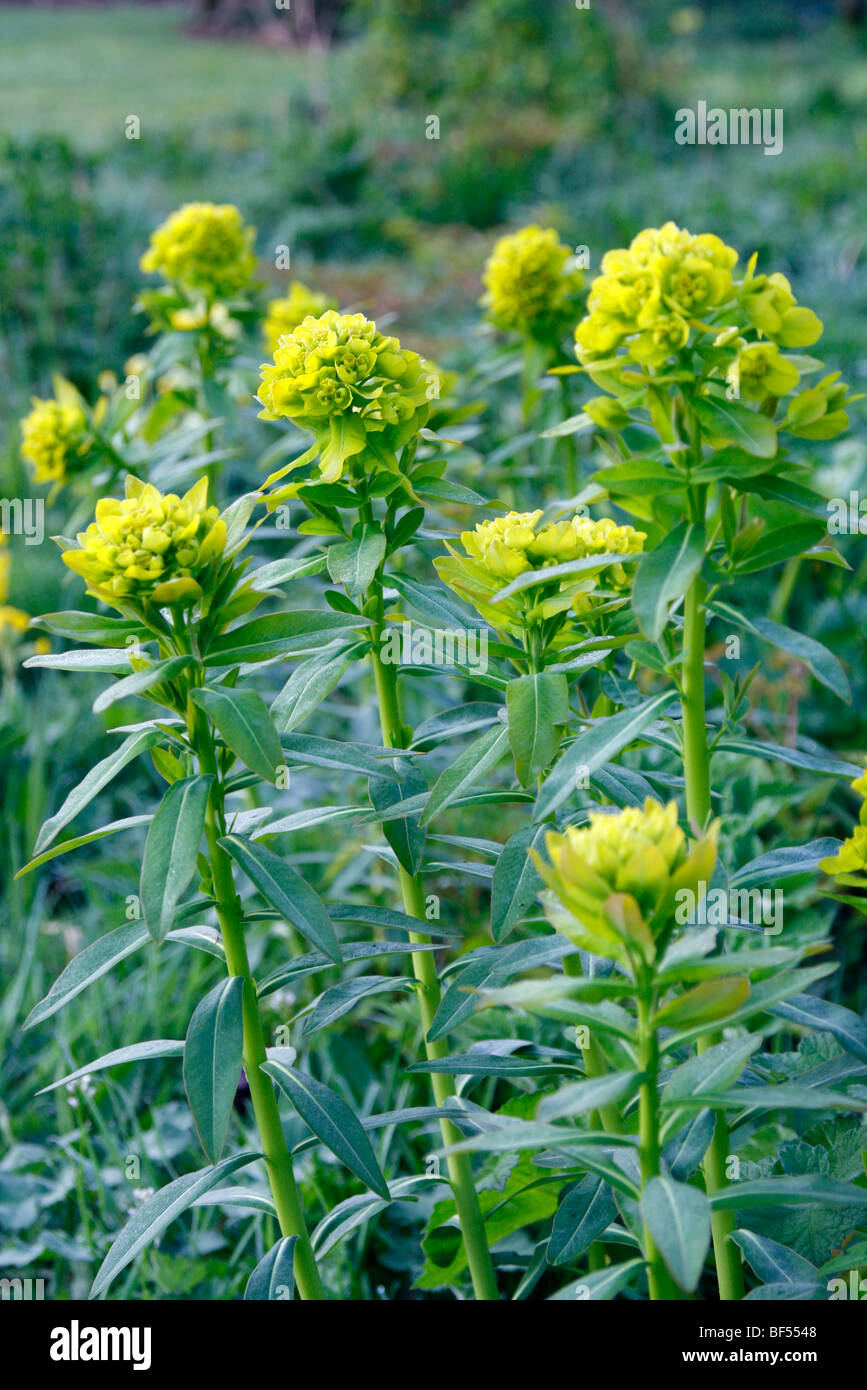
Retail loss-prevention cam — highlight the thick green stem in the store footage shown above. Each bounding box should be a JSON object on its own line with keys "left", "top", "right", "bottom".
{"left": 368, "top": 624, "right": 498, "bottom": 1301}
{"left": 682, "top": 573, "right": 711, "bottom": 834}
{"left": 679, "top": 573, "right": 744, "bottom": 1301}
{"left": 636, "top": 994, "right": 673, "bottom": 1299}
{"left": 189, "top": 701, "right": 325, "bottom": 1300}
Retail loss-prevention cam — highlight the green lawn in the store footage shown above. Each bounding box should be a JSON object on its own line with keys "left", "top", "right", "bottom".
{"left": 0, "top": 4, "right": 318, "bottom": 146}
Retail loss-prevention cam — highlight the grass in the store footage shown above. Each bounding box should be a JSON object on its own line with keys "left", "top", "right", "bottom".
{"left": 0, "top": 4, "right": 318, "bottom": 147}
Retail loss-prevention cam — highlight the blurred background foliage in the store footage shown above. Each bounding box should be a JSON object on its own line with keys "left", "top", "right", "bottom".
{"left": 2, "top": 0, "right": 867, "bottom": 1299}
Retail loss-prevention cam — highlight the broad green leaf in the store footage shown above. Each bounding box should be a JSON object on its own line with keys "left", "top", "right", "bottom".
{"left": 421, "top": 723, "right": 510, "bottom": 827}
{"left": 36, "top": 1040, "right": 184, "bottom": 1095}
{"left": 535, "top": 691, "right": 675, "bottom": 821}
{"left": 654, "top": 977, "right": 749, "bottom": 1030}
{"left": 244, "top": 1237, "right": 297, "bottom": 1300}
{"left": 205, "top": 612, "right": 361, "bottom": 665}
{"left": 191, "top": 686, "right": 282, "bottom": 782}
{"left": 326, "top": 526, "right": 386, "bottom": 599}
{"left": 248, "top": 554, "right": 328, "bottom": 592}
{"left": 183, "top": 977, "right": 245, "bottom": 1163}
{"left": 662, "top": 1110, "right": 716, "bottom": 1180}
{"left": 641, "top": 1176, "right": 711, "bottom": 1292}
{"left": 548, "top": 1176, "right": 618, "bottom": 1266}
{"left": 15, "top": 815, "right": 151, "bottom": 880}
{"left": 691, "top": 393, "right": 777, "bottom": 458}
{"left": 632, "top": 521, "right": 706, "bottom": 643}
{"left": 506, "top": 672, "right": 569, "bottom": 787}
{"left": 771, "top": 993, "right": 867, "bottom": 1064}
{"left": 491, "top": 823, "right": 547, "bottom": 943}
{"left": 90, "top": 1151, "right": 259, "bottom": 1298}
{"left": 220, "top": 834, "right": 341, "bottom": 964}
{"left": 34, "top": 728, "right": 162, "bottom": 854}
{"left": 93, "top": 655, "right": 195, "bottom": 715}
{"left": 23, "top": 922, "right": 150, "bottom": 1029}
{"left": 141, "top": 776, "right": 212, "bottom": 943}
{"left": 263, "top": 1060, "right": 389, "bottom": 1199}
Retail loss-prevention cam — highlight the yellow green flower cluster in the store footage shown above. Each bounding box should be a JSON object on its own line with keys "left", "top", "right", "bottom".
{"left": 576, "top": 222, "right": 740, "bottom": 366}
{"left": 820, "top": 773, "right": 867, "bottom": 880}
{"left": 63, "top": 477, "right": 226, "bottom": 608}
{"left": 20, "top": 397, "right": 87, "bottom": 486}
{"left": 140, "top": 203, "right": 258, "bottom": 299}
{"left": 435, "top": 509, "right": 645, "bottom": 636}
{"left": 533, "top": 800, "right": 717, "bottom": 963}
{"left": 263, "top": 282, "right": 337, "bottom": 356}
{"left": 258, "top": 311, "right": 432, "bottom": 483}
{"left": 482, "top": 226, "right": 584, "bottom": 341}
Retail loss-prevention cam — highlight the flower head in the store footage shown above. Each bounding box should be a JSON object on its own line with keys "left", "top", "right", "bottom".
{"left": 264, "top": 282, "right": 337, "bottom": 355}
{"left": 63, "top": 476, "right": 226, "bottom": 608}
{"left": 575, "top": 222, "right": 738, "bottom": 366}
{"left": 482, "top": 226, "right": 584, "bottom": 341}
{"left": 141, "top": 203, "right": 257, "bottom": 299}
{"left": 728, "top": 342, "right": 800, "bottom": 402}
{"left": 258, "top": 310, "right": 432, "bottom": 483}
{"left": 20, "top": 397, "right": 87, "bottom": 486}
{"left": 533, "top": 800, "right": 718, "bottom": 963}
{"left": 435, "top": 509, "right": 644, "bottom": 637}
{"left": 820, "top": 772, "right": 867, "bottom": 879}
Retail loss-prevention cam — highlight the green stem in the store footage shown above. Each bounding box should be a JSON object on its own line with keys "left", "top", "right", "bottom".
{"left": 188, "top": 699, "right": 325, "bottom": 1300}
{"left": 367, "top": 613, "right": 499, "bottom": 1301}
{"left": 637, "top": 992, "right": 676, "bottom": 1300}
{"left": 679, "top": 567, "right": 744, "bottom": 1302}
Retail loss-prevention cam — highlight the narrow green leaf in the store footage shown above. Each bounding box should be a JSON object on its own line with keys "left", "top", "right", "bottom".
{"left": 421, "top": 723, "right": 510, "bottom": 827}
{"left": 183, "top": 977, "right": 245, "bottom": 1163}
{"left": 220, "top": 834, "right": 341, "bottom": 964}
{"left": 506, "top": 672, "right": 569, "bottom": 787}
{"left": 141, "top": 776, "right": 212, "bottom": 943}
{"left": 93, "top": 655, "right": 195, "bottom": 715}
{"left": 90, "top": 1152, "right": 259, "bottom": 1298}
{"left": 36, "top": 1040, "right": 184, "bottom": 1095}
{"left": 244, "top": 1236, "right": 297, "bottom": 1300}
{"left": 34, "top": 728, "right": 162, "bottom": 854}
{"left": 548, "top": 1176, "right": 618, "bottom": 1266}
{"left": 535, "top": 691, "right": 674, "bottom": 821}
{"left": 23, "top": 923, "right": 150, "bottom": 1030}
{"left": 491, "top": 823, "right": 547, "bottom": 943}
{"left": 263, "top": 1060, "right": 390, "bottom": 1199}
{"left": 191, "top": 686, "right": 282, "bottom": 782}
{"left": 15, "top": 814, "right": 151, "bottom": 879}
{"left": 632, "top": 521, "right": 706, "bottom": 643}
{"left": 641, "top": 1176, "right": 711, "bottom": 1292}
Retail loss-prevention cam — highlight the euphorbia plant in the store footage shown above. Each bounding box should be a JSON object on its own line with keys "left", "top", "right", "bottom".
{"left": 19, "top": 474, "right": 411, "bottom": 1300}
{"left": 257, "top": 308, "right": 501, "bottom": 1298}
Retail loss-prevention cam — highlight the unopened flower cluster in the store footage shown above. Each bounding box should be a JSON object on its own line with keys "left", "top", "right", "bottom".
{"left": 263, "top": 282, "right": 337, "bottom": 356}
{"left": 436, "top": 509, "right": 644, "bottom": 637}
{"left": 20, "top": 397, "right": 87, "bottom": 486}
{"left": 141, "top": 203, "right": 258, "bottom": 299}
{"left": 483, "top": 226, "right": 584, "bottom": 342}
{"left": 63, "top": 477, "right": 226, "bottom": 607}
{"left": 533, "top": 800, "right": 717, "bottom": 962}
{"left": 258, "top": 311, "right": 432, "bottom": 483}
